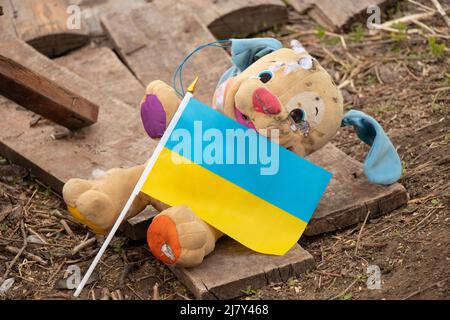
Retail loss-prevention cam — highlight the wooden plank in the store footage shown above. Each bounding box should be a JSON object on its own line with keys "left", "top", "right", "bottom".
{"left": 70, "top": 0, "right": 147, "bottom": 37}
{"left": 101, "top": 3, "right": 231, "bottom": 104}
{"left": 288, "top": 0, "right": 314, "bottom": 13}
{"left": 0, "top": 54, "right": 99, "bottom": 129}
{"left": 305, "top": 144, "right": 408, "bottom": 236}
{"left": 55, "top": 45, "right": 144, "bottom": 107}
{"left": 125, "top": 143, "right": 408, "bottom": 240}
{"left": 0, "top": 37, "right": 154, "bottom": 193}
{"left": 153, "top": 0, "right": 288, "bottom": 39}
{"left": 119, "top": 207, "right": 158, "bottom": 241}
{"left": 291, "top": 0, "right": 394, "bottom": 30}
{"left": 170, "top": 238, "right": 314, "bottom": 300}
{"left": 0, "top": 0, "right": 89, "bottom": 57}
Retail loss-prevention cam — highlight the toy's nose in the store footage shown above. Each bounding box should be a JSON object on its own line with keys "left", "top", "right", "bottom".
{"left": 252, "top": 87, "right": 281, "bottom": 114}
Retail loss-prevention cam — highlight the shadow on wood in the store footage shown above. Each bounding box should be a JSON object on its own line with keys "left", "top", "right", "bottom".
{"left": 0, "top": 37, "right": 153, "bottom": 193}
{"left": 154, "top": 0, "right": 288, "bottom": 39}
{"left": 0, "top": 54, "right": 99, "bottom": 129}
{"left": 0, "top": 0, "right": 89, "bottom": 57}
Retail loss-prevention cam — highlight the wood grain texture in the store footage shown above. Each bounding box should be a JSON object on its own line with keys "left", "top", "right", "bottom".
{"left": 69, "top": 0, "right": 147, "bottom": 36}
{"left": 291, "top": 0, "right": 394, "bottom": 30}
{"left": 0, "top": 0, "right": 89, "bottom": 57}
{"left": 0, "top": 37, "right": 154, "bottom": 193}
{"left": 154, "top": 0, "right": 288, "bottom": 39}
{"left": 0, "top": 53, "right": 99, "bottom": 129}
{"left": 305, "top": 144, "right": 408, "bottom": 235}
{"left": 170, "top": 238, "right": 314, "bottom": 299}
{"left": 101, "top": 3, "right": 231, "bottom": 104}
{"left": 55, "top": 45, "right": 144, "bottom": 107}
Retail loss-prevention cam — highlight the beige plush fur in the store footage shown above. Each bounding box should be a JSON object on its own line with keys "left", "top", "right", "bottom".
{"left": 63, "top": 47, "right": 343, "bottom": 268}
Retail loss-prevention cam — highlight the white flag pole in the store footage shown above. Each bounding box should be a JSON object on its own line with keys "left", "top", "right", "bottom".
{"left": 73, "top": 80, "right": 197, "bottom": 297}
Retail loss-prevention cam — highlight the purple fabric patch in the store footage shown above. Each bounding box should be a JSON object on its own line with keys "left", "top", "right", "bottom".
{"left": 141, "top": 95, "right": 166, "bottom": 139}
{"left": 234, "top": 107, "right": 256, "bottom": 130}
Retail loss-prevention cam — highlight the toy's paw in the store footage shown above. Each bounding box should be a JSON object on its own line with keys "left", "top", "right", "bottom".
{"left": 63, "top": 178, "right": 117, "bottom": 235}
{"left": 141, "top": 80, "right": 180, "bottom": 139}
{"left": 147, "top": 206, "right": 212, "bottom": 268}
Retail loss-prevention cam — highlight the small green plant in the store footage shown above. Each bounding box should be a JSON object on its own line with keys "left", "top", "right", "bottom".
{"left": 326, "top": 36, "right": 341, "bottom": 46}
{"left": 316, "top": 25, "right": 327, "bottom": 40}
{"left": 431, "top": 102, "right": 449, "bottom": 114}
{"left": 0, "top": 223, "right": 8, "bottom": 232}
{"left": 349, "top": 23, "right": 365, "bottom": 43}
{"left": 428, "top": 36, "right": 446, "bottom": 58}
{"left": 241, "top": 285, "right": 259, "bottom": 296}
{"left": 390, "top": 22, "right": 408, "bottom": 42}
{"left": 386, "top": 1, "right": 402, "bottom": 19}
{"left": 431, "top": 198, "right": 440, "bottom": 206}
{"left": 446, "top": 73, "right": 450, "bottom": 84}
{"left": 443, "top": 133, "right": 450, "bottom": 144}
{"left": 342, "top": 293, "right": 353, "bottom": 300}
{"left": 112, "top": 239, "right": 124, "bottom": 253}
{"left": 287, "top": 277, "right": 298, "bottom": 286}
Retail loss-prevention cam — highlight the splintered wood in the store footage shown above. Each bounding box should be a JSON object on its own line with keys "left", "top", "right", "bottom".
{"left": 0, "top": 37, "right": 153, "bottom": 193}
{"left": 0, "top": 53, "right": 99, "bottom": 129}
{"left": 290, "top": 0, "right": 395, "bottom": 30}
{"left": 0, "top": 0, "right": 89, "bottom": 57}
{"left": 154, "top": 0, "right": 288, "bottom": 39}
{"left": 69, "top": 0, "right": 148, "bottom": 36}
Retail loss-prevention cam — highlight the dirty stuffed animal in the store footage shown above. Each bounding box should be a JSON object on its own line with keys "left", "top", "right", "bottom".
{"left": 63, "top": 38, "right": 401, "bottom": 268}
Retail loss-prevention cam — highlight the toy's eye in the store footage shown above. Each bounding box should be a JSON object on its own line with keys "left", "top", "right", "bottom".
{"left": 290, "top": 109, "right": 305, "bottom": 124}
{"left": 241, "top": 114, "right": 249, "bottom": 120}
{"left": 258, "top": 70, "right": 273, "bottom": 83}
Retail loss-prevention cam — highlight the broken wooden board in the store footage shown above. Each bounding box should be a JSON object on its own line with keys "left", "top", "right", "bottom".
{"left": 305, "top": 144, "right": 408, "bottom": 235}
{"left": 55, "top": 45, "right": 144, "bottom": 107}
{"left": 153, "top": 0, "right": 288, "bottom": 39}
{"left": 170, "top": 237, "right": 314, "bottom": 299}
{"left": 69, "top": 0, "right": 147, "bottom": 37}
{"left": 124, "top": 143, "right": 408, "bottom": 240}
{"left": 101, "top": 3, "right": 231, "bottom": 104}
{"left": 0, "top": 37, "right": 154, "bottom": 193}
{"left": 0, "top": 0, "right": 89, "bottom": 57}
{"left": 0, "top": 53, "right": 99, "bottom": 129}
{"left": 291, "top": 0, "right": 394, "bottom": 30}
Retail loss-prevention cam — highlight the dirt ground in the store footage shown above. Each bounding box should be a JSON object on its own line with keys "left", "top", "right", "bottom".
{"left": 0, "top": 0, "right": 449, "bottom": 300}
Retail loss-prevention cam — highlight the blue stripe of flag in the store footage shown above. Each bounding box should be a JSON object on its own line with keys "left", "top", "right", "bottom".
{"left": 164, "top": 98, "right": 332, "bottom": 223}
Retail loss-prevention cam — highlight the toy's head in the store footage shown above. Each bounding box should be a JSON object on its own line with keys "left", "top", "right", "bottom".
{"left": 212, "top": 38, "right": 402, "bottom": 185}
{"left": 213, "top": 39, "right": 342, "bottom": 157}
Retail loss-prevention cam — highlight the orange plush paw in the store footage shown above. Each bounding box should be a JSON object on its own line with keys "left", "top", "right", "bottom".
{"left": 147, "top": 215, "right": 182, "bottom": 265}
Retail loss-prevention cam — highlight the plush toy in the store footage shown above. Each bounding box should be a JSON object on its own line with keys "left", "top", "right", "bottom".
{"left": 62, "top": 38, "right": 401, "bottom": 268}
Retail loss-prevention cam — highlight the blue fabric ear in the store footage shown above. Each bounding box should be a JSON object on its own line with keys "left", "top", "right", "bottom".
{"left": 218, "top": 38, "right": 282, "bottom": 86}
{"left": 342, "top": 110, "right": 402, "bottom": 185}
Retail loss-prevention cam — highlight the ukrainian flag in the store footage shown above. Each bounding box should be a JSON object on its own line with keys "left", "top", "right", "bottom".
{"left": 141, "top": 96, "right": 331, "bottom": 255}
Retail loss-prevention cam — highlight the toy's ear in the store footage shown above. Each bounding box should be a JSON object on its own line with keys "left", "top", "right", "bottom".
{"left": 230, "top": 38, "right": 282, "bottom": 71}
{"left": 218, "top": 38, "right": 282, "bottom": 85}
{"left": 342, "top": 110, "right": 402, "bottom": 185}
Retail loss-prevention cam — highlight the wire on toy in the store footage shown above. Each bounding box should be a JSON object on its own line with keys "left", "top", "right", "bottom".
{"left": 172, "top": 40, "right": 230, "bottom": 97}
